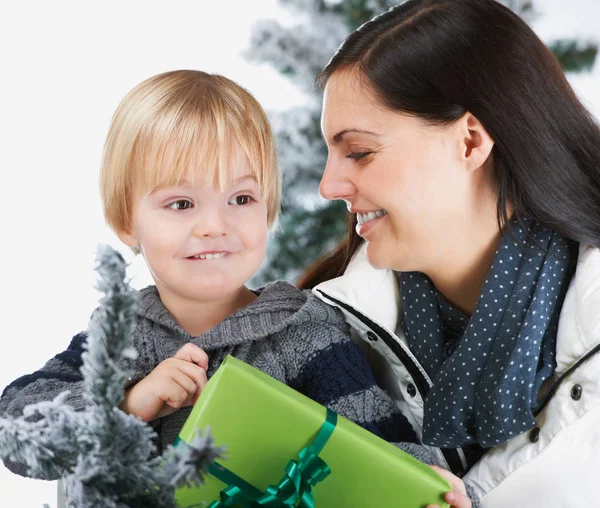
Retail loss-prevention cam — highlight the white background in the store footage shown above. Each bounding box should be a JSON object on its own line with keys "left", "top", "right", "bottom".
{"left": 0, "top": 1, "right": 598, "bottom": 506}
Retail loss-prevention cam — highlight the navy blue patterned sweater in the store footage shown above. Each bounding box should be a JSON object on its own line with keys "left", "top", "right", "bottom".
{"left": 0, "top": 281, "right": 421, "bottom": 478}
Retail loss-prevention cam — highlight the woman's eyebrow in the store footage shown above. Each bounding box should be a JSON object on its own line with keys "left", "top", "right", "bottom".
{"left": 331, "top": 128, "right": 381, "bottom": 145}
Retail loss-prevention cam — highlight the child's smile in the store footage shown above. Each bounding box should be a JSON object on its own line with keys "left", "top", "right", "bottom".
{"left": 186, "top": 251, "right": 228, "bottom": 260}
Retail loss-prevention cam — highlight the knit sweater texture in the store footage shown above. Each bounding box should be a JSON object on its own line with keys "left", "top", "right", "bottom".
{"left": 1, "top": 282, "right": 419, "bottom": 473}
{"left": 1, "top": 281, "right": 483, "bottom": 507}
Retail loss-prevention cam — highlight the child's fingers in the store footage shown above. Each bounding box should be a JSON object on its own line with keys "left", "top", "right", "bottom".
{"left": 174, "top": 343, "right": 209, "bottom": 370}
{"left": 174, "top": 360, "right": 208, "bottom": 393}
{"left": 161, "top": 384, "right": 189, "bottom": 409}
{"left": 169, "top": 360, "right": 207, "bottom": 406}
{"left": 190, "top": 368, "right": 207, "bottom": 405}
{"left": 163, "top": 372, "right": 197, "bottom": 408}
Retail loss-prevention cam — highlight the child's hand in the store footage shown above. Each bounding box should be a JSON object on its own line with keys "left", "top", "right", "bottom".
{"left": 119, "top": 343, "right": 209, "bottom": 422}
{"left": 427, "top": 465, "right": 472, "bottom": 508}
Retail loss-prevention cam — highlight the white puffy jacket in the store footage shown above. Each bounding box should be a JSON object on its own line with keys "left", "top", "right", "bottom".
{"left": 313, "top": 243, "right": 600, "bottom": 507}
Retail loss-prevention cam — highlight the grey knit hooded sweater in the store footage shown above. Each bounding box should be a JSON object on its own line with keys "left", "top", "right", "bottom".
{"left": 0, "top": 281, "right": 480, "bottom": 506}
{"left": 1, "top": 282, "right": 416, "bottom": 461}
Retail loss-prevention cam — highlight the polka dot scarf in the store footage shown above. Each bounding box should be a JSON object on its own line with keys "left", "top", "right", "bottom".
{"left": 400, "top": 220, "right": 578, "bottom": 448}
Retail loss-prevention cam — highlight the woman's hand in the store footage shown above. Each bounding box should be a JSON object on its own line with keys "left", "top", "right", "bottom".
{"left": 427, "top": 465, "right": 472, "bottom": 508}
{"left": 119, "top": 343, "right": 208, "bottom": 422}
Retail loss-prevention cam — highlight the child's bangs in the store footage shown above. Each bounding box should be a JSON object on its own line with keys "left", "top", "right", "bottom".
{"left": 132, "top": 106, "right": 263, "bottom": 194}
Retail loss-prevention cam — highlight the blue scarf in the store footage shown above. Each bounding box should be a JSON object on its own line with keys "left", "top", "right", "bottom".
{"left": 400, "top": 220, "right": 577, "bottom": 448}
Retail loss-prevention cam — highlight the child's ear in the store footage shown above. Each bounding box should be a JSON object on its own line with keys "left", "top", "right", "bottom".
{"left": 116, "top": 227, "right": 139, "bottom": 250}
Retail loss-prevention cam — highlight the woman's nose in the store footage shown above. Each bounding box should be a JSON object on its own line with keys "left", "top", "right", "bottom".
{"left": 319, "top": 159, "right": 356, "bottom": 201}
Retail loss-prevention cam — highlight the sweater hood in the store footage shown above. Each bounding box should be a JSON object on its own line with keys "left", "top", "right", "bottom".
{"left": 137, "top": 281, "right": 345, "bottom": 351}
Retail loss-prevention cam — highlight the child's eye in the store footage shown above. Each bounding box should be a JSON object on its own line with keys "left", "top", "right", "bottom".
{"left": 229, "top": 195, "right": 254, "bottom": 206}
{"left": 345, "top": 151, "right": 373, "bottom": 161}
{"left": 167, "top": 199, "right": 194, "bottom": 211}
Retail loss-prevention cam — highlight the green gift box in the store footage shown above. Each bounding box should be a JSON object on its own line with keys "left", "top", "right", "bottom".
{"left": 175, "top": 355, "right": 450, "bottom": 507}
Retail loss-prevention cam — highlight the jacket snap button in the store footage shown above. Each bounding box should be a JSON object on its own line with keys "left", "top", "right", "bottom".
{"left": 366, "top": 331, "right": 378, "bottom": 342}
{"left": 571, "top": 384, "right": 582, "bottom": 401}
{"left": 529, "top": 427, "right": 540, "bottom": 443}
{"left": 407, "top": 383, "right": 417, "bottom": 397}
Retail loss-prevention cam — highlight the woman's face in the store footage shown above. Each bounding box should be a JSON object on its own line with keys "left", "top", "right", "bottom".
{"left": 320, "top": 71, "right": 496, "bottom": 273}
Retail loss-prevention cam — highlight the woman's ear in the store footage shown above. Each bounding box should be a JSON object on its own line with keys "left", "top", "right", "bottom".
{"left": 459, "top": 112, "right": 495, "bottom": 172}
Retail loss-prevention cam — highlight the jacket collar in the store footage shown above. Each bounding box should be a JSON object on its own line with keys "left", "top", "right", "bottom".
{"left": 314, "top": 243, "right": 600, "bottom": 371}
{"left": 314, "top": 244, "right": 400, "bottom": 334}
{"left": 555, "top": 243, "right": 600, "bottom": 372}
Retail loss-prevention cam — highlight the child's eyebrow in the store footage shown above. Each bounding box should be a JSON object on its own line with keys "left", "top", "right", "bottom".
{"left": 232, "top": 174, "right": 258, "bottom": 186}
{"left": 149, "top": 180, "right": 194, "bottom": 195}
{"left": 148, "top": 175, "right": 257, "bottom": 195}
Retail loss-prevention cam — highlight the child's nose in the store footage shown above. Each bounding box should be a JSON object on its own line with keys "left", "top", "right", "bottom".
{"left": 192, "top": 209, "right": 227, "bottom": 238}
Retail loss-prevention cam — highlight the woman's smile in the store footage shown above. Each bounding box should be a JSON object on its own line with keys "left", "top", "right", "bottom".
{"left": 356, "top": 211, "right": 388, "bottom": 237}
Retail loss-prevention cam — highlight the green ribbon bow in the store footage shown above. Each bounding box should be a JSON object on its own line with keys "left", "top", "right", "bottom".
{"left": 207, "top": 408, "right": 337, "bottom": 508}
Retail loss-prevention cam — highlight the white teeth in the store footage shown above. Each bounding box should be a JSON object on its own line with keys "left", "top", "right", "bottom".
{"left": 191, "top": 252, "right": 227, "bottom": 260}
{"left": 357, "top": 209, "right": 388, "bottom": 226}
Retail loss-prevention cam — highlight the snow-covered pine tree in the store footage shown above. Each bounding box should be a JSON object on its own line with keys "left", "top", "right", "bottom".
{"left": 0, "top": 246, "right": 222, "bottom": 508}
{"left": 247, "top": 0, "right": 597, "bottom": 284}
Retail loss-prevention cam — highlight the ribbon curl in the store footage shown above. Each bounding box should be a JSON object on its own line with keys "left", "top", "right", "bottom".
{"left": 207, "top": 409, "right": 337, "bottom": 508}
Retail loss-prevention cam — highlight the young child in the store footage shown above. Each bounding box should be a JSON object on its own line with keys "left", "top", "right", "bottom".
{"left": 0, "top": 70, "right": 475, "bottom": 507}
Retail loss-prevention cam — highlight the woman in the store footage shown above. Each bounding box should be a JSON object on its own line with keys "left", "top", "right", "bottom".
{"left": 301, "top": 0, "right": 600, "bottom": 506}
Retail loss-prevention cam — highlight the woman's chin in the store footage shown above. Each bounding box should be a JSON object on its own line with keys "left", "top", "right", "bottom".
{"left": 365, "top": 242, "right": 411, "bottom": 272}
{"left": 364, "top": 242, "right": 388, "bottom": 270}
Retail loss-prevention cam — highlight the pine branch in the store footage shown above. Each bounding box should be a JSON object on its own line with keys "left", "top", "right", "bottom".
{"left": 0, "top": 392, "right": 89, "bottom": 479}
{"left": 81, "top": 245, "right": 139, "bottom": 411}
{"left": 0, "top": 245, "right": 222, "bottom": 507}
{"left": 550, "top": 39, "right": 598, "bottom": 73}
{"left": 160, "top": 429, "right": 225, "bottom": 489}
{"left": 246, "top": 17, "right": 347, "bottom": 94}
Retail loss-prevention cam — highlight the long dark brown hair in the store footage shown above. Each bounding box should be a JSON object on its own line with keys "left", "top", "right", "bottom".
{"left": 299, "top": 0, "right": 600, "bottom": 289}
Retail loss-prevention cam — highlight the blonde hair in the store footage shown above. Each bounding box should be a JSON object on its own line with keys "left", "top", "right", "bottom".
{"left": 100, "top": 70, "right": 280, "bottom": 232}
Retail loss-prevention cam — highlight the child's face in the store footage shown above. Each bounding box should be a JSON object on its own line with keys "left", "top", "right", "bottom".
{"left": 120, "top": 149, "right": 268, "bottom": 305}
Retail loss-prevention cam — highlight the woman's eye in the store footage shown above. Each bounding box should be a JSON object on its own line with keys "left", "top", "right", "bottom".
{"left": 229, "top": 195, "right": 253, "bottom": 205}
{"left": 345, "top": 151, "right": 372, "bottom": 161}
{"left": 167, "top": 199, "right": 193, "bottom": 211}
